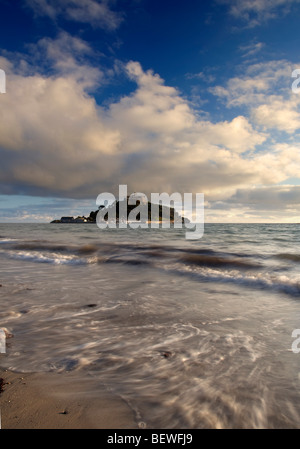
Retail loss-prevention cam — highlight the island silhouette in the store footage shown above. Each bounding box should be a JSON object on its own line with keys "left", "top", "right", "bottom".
{"left": 51, "top": 196, "right": 189, "bottom": 225}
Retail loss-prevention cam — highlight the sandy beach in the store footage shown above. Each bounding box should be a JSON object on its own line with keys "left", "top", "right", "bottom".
{"left": 0, "top": 368, "right": 138, "bottom": 429}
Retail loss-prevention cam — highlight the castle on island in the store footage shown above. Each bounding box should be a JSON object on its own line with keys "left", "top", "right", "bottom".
{"left": 51, "top": 193, "right": 189, "bottom": 225}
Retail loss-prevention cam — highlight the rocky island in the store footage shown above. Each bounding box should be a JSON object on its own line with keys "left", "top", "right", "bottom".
{"left": 51, "top": 196, "right": 189, "bottom": 225}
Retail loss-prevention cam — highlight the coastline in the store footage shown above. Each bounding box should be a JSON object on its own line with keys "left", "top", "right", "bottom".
{"left": 0, "top": 367, "right": 138, "bottom": 429}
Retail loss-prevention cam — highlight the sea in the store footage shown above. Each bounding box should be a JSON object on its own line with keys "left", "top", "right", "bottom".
{"left": 0, "top": 222, "right": 300, "bottom": 428}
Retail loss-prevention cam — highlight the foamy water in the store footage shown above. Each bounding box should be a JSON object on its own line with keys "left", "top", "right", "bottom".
{"left": 0, "top": 223, "right": 300, "bottom": 428}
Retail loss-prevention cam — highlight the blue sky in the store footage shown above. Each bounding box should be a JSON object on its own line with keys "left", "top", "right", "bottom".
{"left": 1, "top": 0, "right": 300, "bottom": 222}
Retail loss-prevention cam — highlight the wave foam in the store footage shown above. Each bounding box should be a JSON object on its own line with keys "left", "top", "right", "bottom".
{"left": 1, "top": 250, "right": 89, "bottom": 265}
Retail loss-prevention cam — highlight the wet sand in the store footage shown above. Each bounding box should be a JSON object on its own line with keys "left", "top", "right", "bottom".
{"left": 0, "top": 368, "right": 138, "bottom": 429}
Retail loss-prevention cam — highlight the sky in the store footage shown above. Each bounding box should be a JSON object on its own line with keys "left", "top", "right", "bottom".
{"left": 1, "top": 0, "right": 300, "bottom": 222}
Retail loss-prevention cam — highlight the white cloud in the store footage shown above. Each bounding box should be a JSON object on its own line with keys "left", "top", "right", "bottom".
{"left": 195, "top": 116, "right": 266, "bottom": 153}
{"left": 1, "top": 39, "right": 300, "bottom": 224}
{"left": 211, "top": 59, "right": 300, "bottom": 133}
{"left": 224, "top": 0, "right": 300, "bottom": 27}
{"left": 252, "top": 99, "right": 300, "bottom": 133}
{"left": 26, "top": 0, "right": 123, "bottom": 30}
{"left": 0, "top": 36, "right": 122, "bottom": 197}
{"left": 33, "top": 32, "right": 105, "bottom": 89}
{"left": 239, "top": 41, "right": 264, "bottom": 58}
{"left": 211, "top": 60, "right": 293, "bottom": 107}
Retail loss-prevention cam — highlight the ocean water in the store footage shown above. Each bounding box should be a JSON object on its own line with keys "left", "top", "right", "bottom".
{"left": 0, "top": 222, "right": 300, "bottom": 428}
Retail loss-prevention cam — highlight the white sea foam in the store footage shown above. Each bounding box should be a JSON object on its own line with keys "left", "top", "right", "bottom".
{"left": 1, "top": 249, "right": 90, "bottom": 265}
{"left": 0, "top": 238, "right": 18, "bottom": 243}
{"left": 163, "top": 262, "right": 300, "bottom": 297}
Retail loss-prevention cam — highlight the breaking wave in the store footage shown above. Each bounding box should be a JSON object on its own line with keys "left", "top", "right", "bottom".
{"left": 0, "top": 238, "right": 300, "bottom": 297}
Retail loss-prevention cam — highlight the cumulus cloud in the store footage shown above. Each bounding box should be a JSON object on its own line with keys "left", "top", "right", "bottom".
{"left": 0, "top": 36, "right": 122, "bottom": 197}
{"left": 1, "top": 36, "right": 300, "bottom": 223}
{"left": 211, "top": 60, "right": 300, "bottom": 134}
{"left": 29, "top": 32, "right": 106, "bottom": 89}
{"left": 252, "top": 99, "right": 300, "bottom": 133}
{"left": 211, "top": 60, "right": 293, "bottom": 106}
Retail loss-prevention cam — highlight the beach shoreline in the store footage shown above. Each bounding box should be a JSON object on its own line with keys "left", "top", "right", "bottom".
{"left": 0, "top": 367, "right": 138, "bottom": 429}
{"left": 1, "top": 224, "right": 300, "bottom": 428}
